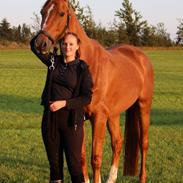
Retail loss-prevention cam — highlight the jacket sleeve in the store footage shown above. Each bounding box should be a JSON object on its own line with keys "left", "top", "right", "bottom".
{"left": 66, "top": 65, "right": 93, "bottom": 109}
{"left": 30, "top": 35, "right": 51, "bottom": 67}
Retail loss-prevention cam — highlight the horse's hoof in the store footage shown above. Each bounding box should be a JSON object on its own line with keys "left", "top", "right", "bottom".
{"left": 106, "top": 178, "right": 116, "bottom": 183}
{"left": 139, "top": 177, "right": 146, "bottom": 183}
{"left": 85, "top": 179, "right": 90, "bottom": 183}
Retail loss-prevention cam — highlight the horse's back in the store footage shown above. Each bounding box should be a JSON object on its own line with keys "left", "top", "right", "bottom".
{"left": 107, "top": 44, "right": 153, "bottom": 83}
{"left": 108, "top": 44, "right": 151, "bottom": 68}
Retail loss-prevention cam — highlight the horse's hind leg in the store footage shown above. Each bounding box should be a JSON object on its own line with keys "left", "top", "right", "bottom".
{"left": 138, "top": 85, "right": 153, "bottom": 183}
{"left": 106, "top": 114, "right": 123, "bottom": 183}
{"left": 138, "top": 99, "right": 151, "bottom": 183}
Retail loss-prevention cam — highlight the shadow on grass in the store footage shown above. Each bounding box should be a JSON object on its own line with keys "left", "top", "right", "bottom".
{"left": 151, "top": 108, "right": 183, "bottom": 126}
{"left": 0, "top": 94, "right": 42, "bottom": 114}
{"left": 120, "top": 108, "right": 182, "bottom": 127}
{"left": 1, "top": 94, "right": 182, "bottom": 126}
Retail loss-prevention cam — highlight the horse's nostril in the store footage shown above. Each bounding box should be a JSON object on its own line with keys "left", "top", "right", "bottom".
{"left": 41, "top": 41, "right": 47, "bottom": 49}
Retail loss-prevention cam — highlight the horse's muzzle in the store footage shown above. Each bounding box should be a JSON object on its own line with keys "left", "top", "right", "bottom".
{"left": 34, "top": 33, "right": 53, "bottom": 54}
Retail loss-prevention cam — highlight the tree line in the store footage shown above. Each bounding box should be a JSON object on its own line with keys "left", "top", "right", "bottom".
{"left": 0, "top": 0, "right": 183, "bottom": 47}
{"left": 75, "top": 0, "right": 183, "bottom": 47}
{"left": 0, "top": 18, "right": 32, "bottom": 44}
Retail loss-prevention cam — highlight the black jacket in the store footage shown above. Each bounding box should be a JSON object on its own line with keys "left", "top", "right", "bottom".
{"left": 30, "top": 37, "right": 93, "bottom": 126}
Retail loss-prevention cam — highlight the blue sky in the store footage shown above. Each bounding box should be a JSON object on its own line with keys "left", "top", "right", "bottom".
{"left": 0, "top": 0, "right": 182, "bottom": 40}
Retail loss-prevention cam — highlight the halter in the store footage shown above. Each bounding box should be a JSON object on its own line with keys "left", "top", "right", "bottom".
{"left": 39, "top": 1, "right": 71, "bottom": 44}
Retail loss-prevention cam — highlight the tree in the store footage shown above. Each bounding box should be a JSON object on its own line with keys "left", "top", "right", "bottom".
{"left": 113, "top": 18, "right": 129, "bottom": 44}
{"left": 155, "top": 23, "right": 172, "bottom": 46}
{"left": 176, "top": 19, "right": 183, "bottom": 45}
{"left": 21, "top": 23, "right": 32, "bottom": 43}
{"left": 70, "top": 0, "right": 80, "bottom": 12}
{"left": 140, "top": 23, "right": 156, "bottom": 46}
{"left": 93, "top": 23, "right": 118, "bottom": 47}
{"left": 75, "top": 5, "right": 97, "bottom": 39}
{"left": 115, "top": 0, "right": 147, "bottom": 45}
{"left": 0, "top": 18, "right": 12, "bottom": 40}
{"left": 12, "top": 25, "right": 22, "bottom": 42}
{"left": 31, "top": 12, "right": 41, "bottom": 34}
{"left": 74, "top": 2, "right": 118, "bottom": 47}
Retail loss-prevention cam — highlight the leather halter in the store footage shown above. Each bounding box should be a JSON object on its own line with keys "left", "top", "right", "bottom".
{"left": 39, "top": 30, "right": 55, "bottom": 43}
{"left": 39, "top": 2, "right": 71, "bottom": 44}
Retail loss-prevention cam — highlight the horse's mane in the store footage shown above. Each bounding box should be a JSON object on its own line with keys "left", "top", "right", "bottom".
{"left": 41, "top": 0, "right": 50, "bottom": 11}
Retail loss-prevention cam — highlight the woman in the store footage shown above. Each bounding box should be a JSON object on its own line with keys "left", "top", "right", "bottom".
{"left": 30, "top": 32, "right": 93, "bottom": 183}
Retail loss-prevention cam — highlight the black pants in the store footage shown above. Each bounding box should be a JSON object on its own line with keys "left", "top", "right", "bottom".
{"left": 41, "top": 108, "right": 85, "bottom": 182}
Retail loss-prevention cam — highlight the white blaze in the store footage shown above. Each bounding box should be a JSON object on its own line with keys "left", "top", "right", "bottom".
{"left": 42, "top": 3, "right": 55, "bottom": 29}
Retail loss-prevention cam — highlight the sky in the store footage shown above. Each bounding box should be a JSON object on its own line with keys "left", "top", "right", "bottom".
{"left": 0, "top": 0, "right": 182, "bottom": 40}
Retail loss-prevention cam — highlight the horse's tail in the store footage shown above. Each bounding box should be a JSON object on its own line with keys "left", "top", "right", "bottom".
{"left": 123, "top": 101, "right": 140, "bottom": 176}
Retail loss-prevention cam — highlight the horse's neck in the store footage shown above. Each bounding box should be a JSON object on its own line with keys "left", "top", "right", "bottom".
{"left": 68, "top": 9, "right": 105, "bottom": 65}
{"left": 68, "top": 9, "right": 110, "bottom": 84}
{"left": 68, "top": 9, "right": 90, "bottom": 43}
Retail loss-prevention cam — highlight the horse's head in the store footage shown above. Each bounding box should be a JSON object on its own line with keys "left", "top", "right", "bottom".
{"left": 34, "top": 0, "right": 71, "bottom": 54}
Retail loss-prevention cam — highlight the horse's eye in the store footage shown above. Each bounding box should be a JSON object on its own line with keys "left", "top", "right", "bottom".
{"left": 59, "top": 12, "right": 65, "bottom": 17}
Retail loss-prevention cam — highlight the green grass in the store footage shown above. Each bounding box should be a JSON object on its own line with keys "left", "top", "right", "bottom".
{"left": 147, "top": 50, "right": 183, "bottom": 126}
{"left": 0, "top": 49, "right": 183, "bottom": 183}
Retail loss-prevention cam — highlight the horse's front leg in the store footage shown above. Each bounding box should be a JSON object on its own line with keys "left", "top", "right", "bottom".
{"left": 91, "top": 112, "right": 108, "bottom": 183}
{"left": 106, "top": 115, "right": 123, "bottom": 183}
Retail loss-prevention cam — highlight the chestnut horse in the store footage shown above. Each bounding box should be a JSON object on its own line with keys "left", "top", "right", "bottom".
{"left": 33, "top": 0, "right": 153, "bottom": 183}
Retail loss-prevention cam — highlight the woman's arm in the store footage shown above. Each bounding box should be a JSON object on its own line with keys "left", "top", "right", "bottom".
{"left": 66, "top": 65, "right": 93, "bottom": 109}
{"left": 30, "top": 35, "right": 51, "bottom": 66}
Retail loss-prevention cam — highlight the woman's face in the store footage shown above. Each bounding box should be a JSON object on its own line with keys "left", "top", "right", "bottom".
{"left": 62, "top": 34, "right": 79, "bottom": 60}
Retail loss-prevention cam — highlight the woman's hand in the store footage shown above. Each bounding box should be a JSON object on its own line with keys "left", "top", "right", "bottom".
{"left": 49, "top": 100, "right": 66, "bottom": 112}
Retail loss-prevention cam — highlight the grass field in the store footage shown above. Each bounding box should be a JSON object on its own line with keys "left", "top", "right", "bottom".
{"left": 0, "top": 49, "right": 183, "bottom": 183}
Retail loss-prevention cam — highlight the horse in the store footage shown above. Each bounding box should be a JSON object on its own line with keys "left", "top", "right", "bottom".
{"left": 33, "top": 0, "right": 154, "bottom": 183}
